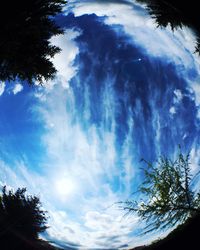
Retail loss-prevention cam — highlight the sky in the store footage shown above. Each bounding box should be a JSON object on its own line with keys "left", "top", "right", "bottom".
{"left": 0, "top": 0, "right": 200, "bottom": 249}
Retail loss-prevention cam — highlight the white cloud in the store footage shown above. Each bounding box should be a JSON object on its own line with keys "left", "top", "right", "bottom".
{"left": 71, "top": 0, "right": 200, "bottom": 111}
{"left": 47, "top": 206, "right": 141, "bottom": 249}
{"left": 71, "top": 0, "right": 199, "bottom": 68}
{"left": 0, "top": 82, "right": 5, "bottom": 96}
{"left": 169, "top": 89, "right": 183, "bottom": 115}
{"left": 29, "top": 74, "right": 142, "bottom": 248}
{"left": 0, "top": 154, "right": 142, "bottom": 249}
{"left": 47, "top": 29, "right": 80, "bottom": 90}
{"left": 190, "top": 81, "right": 200, "bottom": 106}
{"left": 169, "top": 106, "right": 176, "bottom": 115}
{"left": 197, "top": 108, "right": 200, "bottom": 120}
{"left": 189, "top": 147, "right": 200, "bottom": 195}
{"left": 0, "top": 159, "right": 48, "bottom": 202}
{"left": 34, "top": 29, "right": 80, "bottom": 92}
{"left": 12, "top": 83, "right": 23, "bottom": 95}
{"left": 174, "top": 89, "right": 183, "bottom": 103}
{"left": 190, "top": 147, "right": 200, "bottom": 175}
{"left": 34, "top": 89, "right": 111, "bottom": 198}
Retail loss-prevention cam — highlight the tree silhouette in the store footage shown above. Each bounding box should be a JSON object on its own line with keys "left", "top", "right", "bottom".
{"left": 0, "top": 0, "right": 67, "bottom": 84}
{"left": 136, "top": 0, "right": 200, "bottom": 54}
{"left": 0, "top": 186, "right": 50, "bottom": 249}
{"left": 121, "top": 149, "right": 200, "bottom": 233}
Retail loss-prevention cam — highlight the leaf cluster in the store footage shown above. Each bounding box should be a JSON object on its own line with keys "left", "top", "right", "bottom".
{"left": 122, "top": 150, "right": 200, "bottom": 233}
{"left": 0, "top": 0, "right": 67, "bottom": 84}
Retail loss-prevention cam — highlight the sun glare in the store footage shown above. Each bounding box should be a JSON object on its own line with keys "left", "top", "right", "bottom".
{"left": 55, "top": 177, "right": 76, "bottom": 199}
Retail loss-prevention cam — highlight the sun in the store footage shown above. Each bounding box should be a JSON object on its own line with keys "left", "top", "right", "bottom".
{"left": 54, "top": 177, "right": 76, "bottom": 199}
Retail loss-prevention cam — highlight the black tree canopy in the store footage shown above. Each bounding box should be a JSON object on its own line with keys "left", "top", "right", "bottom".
{"left": 0, "top": 186, "right": 59, "bottom": 250}
{"left": 136, "top": 0, "right": 200, "bottom": 54}
{"left": 0, "top": 0, "right": 67, "bottom": 84}
{"left": 0, "top": 186, "right": 47, "bottom": 240}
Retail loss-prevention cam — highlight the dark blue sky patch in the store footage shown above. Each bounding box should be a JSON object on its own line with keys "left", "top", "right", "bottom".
{"left": 56, "top": 13, "right": 200, "bottom": 165}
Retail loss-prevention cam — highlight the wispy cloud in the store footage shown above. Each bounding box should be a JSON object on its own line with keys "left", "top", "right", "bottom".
{"left": 173, "top": 89, "right": 183, "bottom": 103}
{"left": 70, "top": 0, "right": 200, "bottom": 113}
{"left": 26, "top": 47, "right": 145, "bottom": 247}
{"left": 0, "top": 82, "right": 5, "bottom": 96}
{"left": 12, "top": 83, "right": 23, "bottom": 95}
{"left": 46, "top": 29, "right": 80, "bottom": 90}
{"left": 71, "top": 0, "right": 198, "bottom": 65}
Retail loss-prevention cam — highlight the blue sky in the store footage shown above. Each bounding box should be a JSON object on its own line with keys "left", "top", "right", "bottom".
{"left": 0, "top": 0, "right": 200, "bottom": 249}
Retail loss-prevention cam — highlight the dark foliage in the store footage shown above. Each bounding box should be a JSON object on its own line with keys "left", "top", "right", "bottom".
{"left": 136, "top": 0, "right": 200, "bottom": 54}
{"left": 131, "top": 213, "right": 200, "bottom": 250}
{"left": 0, "top": 0, "right": 67, "bottom": 84}
{"left": 0, "top": 186, "right": 60, "bottom": 250}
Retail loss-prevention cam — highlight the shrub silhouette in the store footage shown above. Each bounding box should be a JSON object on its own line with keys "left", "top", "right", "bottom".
{"left": 0, "top": 186, "right": 50, "bottom": 249}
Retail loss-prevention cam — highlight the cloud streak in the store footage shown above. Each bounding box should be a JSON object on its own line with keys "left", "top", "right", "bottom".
{"left": 0, "top": 82, "right": 5, "bottom": 96}
{"left": 70, "top": 0, "right": 200, "bottom": 112}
